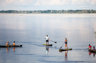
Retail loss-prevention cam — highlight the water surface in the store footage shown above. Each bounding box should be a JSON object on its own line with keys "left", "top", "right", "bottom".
{"left": 0, "top": 14, "right": 96, "bottom": 63}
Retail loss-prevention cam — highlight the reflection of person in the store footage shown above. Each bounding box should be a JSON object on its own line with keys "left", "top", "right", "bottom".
{"left": 65, "top": 38, "right": 68, "bottom": 49}
{"left": 65, "top": 51, "right": 68, "bottom": 61}
{"left": 6, "top": 48, "right": 9, "bottom": 53}
{"left": 93, "top": 53, "right": 95, "bottom": 57}
{"left": 13, "top": 47, "right": 15, "bottom": 52}
{"left": 46, "top": 46, "right": 49, "bottom": 54}
{"left": 46, "top": 46, "right": 49, "bottom": 52}
{"left": 89, "top": 51, "right": 96, "bottom": 57}
{"left": 93, "top": 46, "right": 95, "bottom": 50}
{"left": 13, "top": 41, "right": 15, "bottom": 46}
{"left": 88, "top": 44, "right": 92, "bottom": 50}
{"left": 45, "top": 35, "right": 49, "bottom": 45}
{"left": 89, "top": 52, "right": 92, "bottom": 55}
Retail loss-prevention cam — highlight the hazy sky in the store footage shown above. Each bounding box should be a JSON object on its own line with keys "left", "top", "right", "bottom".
{"left": 0, "top": 0, "right": 96, "bottom": 10}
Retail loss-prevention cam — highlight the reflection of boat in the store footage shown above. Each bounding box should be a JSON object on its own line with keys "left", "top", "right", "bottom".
{"left": 88, "top": 49, "right": 96, "bottom": 57}
{"left": 59, "top": 48, "right": 72, "bottom": 52}
{"left": 89, "top": 49, "right": 96, "bottom": 53}
{"left": 43, "top": 44, "right": 52, "bottom": 46}
{"left": 0, "top": 45, "right": 22, "bottom": 48}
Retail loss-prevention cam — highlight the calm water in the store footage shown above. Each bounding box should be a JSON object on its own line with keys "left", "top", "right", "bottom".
{"left": 0, "top": 14, "right": 96, "bottom": 63}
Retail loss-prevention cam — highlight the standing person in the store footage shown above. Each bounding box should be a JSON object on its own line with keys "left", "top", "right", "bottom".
{"left": 88, "top": 44, "right": 92, "bottom": 50}
{"left": 13, "top": 41, "right": 15, "bottom": 46}
{"left": 65, "top": 38, "right": 68, "bottom": 49}
{"left": 45, "top": 35, "right": 49, "bottom": 45}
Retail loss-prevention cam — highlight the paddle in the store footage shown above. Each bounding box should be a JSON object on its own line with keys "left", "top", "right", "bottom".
{"left": 50, "top": 40, "right": 57, "bottom": 43}
{"left": 60, "top": 43, "right": 64, "bottom": 49}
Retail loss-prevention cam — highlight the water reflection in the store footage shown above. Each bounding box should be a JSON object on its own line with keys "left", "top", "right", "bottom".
{"left": 45, "top": 46, "right": 49, "bottom": 54}
{"left": 59, "top": 51, "right": 68, "bottom": 61}
{"left": 65, "top": 51, "right": 68, "bottom": 61}
{"left": 0, "top": 14, "right": 96, "bottom": 63}
{"left": 89, "top": 51, "right": 96, "bottom": 57}
{"left": 2, "top": 47, "right": 16, "bottom": 53}
{"left": 13, "top": 47, "right": 15, "bottom": 52}
{"left": 6, "top": 48, "right": 9, "bottom": 53}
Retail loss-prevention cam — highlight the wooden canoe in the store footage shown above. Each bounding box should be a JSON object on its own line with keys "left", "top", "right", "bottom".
{"left": 0, "top": 45, "right": 22, "bottom": 48}
{"left": 89, "top": 49, "right": 96, "bottom": 53}
{"left": 43, "top": 44, "right": 52, "bottom": 46}
{"left": 59, "top": 48, "right": 72, "bottom": 52}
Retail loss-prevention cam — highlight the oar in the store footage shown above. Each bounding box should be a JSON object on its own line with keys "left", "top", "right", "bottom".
{"left": 50, "top": 40, "right": 57, "bottom": 43}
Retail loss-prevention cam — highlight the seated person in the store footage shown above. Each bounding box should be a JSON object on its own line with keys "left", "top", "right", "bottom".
{"left": 6, "top": 41, "right": 9, "bottom": 46}
{"left": 13, "top": 41, "right": 15, "bottom": 46}
{"left": 88, "top": 44, "right": 92, "bottom": 50}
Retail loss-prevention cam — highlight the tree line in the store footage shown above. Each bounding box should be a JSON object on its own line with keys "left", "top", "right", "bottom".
{"left": 0, "top": 10, "right": 96, "bottom": 14}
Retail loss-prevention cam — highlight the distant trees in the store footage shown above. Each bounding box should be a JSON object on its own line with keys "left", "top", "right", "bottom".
{"left": 0, "top": 10, "right": 96, "bottom": 14}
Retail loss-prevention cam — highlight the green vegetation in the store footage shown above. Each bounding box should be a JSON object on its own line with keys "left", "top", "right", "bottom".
{"left": 0, "top": 10, "right": 96, "bottom": 14}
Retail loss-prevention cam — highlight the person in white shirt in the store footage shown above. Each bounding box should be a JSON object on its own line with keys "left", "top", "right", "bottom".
{"left": 45, "top": 35, "right": 49, "bottom": 45}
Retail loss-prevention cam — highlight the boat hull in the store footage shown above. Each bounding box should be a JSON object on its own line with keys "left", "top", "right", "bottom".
{"left": 59, "top": 48, "right": 72, "bottom": 52}
{"left": 43, "top": 44, "right": 52, "bottom": 46}
{"left": 0, "top": 45, "right": 22, "bottom": 48}
{"left": 89, "top": 49, "right": 96, "bottom": 53}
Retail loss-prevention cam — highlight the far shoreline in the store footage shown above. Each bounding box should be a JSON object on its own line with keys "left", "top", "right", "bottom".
{"left": 0, "top": 13, "right": 96, "bottom": 15}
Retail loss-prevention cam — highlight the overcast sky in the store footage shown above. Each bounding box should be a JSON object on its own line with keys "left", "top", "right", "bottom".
{"left": 0, "top": 0, "right": 96, "bottom": 10}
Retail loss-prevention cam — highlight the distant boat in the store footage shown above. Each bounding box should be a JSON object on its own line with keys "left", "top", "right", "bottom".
{"left": 89, "top": 49, "right": 96, "bottom": 53}
{"left": 59, "top": 48, "right": 72, "bottom": 52}
{"left": 0, "top": 45, "right": 22, "bottom": 48}
{"left": 43, "top": 44, "right": 52, "bottom": 46}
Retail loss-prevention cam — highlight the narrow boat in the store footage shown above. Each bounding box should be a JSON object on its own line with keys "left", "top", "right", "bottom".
{"left": 43, "top": 44, "right": 52, "bottom": 46}
{"left": 59, "top": 48, "right": 72, "bottom": 52}
{"left": 89, "top": 49, "right": 96, "bottom": 53}
{"left": 0, "top": 45, "right": 22, "bottom": 48}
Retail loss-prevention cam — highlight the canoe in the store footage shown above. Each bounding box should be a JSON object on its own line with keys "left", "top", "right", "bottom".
{"left": 89, "top": 49, "right": 96, "bottom": 53}
{"left": 43, "top": 44, "right": 52, "bottom": 46}
{"left": 0, "top": 45, "right": 22, "bottom": 48}
{"left": 59, "top": 48, "right": 72, "bottom": 52}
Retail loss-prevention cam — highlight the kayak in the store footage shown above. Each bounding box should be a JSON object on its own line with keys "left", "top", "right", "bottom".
{"left": 89, "top": 49, "right": 96, "bottom": 53}
{"left": 59, "top": 48, "right": 72, "bottom": 52}
{"left": 43, "top": 44, "right": 52, "bottom": 46}
{"left": 0, "top": 45, "right": 22, "bottom": 48}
